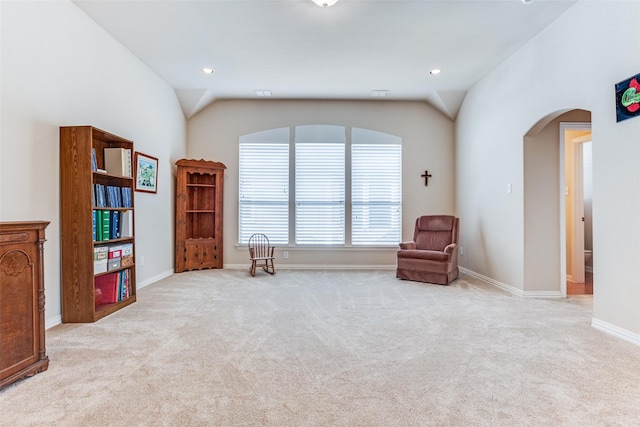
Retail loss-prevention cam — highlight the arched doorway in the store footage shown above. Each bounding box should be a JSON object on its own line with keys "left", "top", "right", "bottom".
{"left": 523, "top": 109, "right": 592, "bottom": 297}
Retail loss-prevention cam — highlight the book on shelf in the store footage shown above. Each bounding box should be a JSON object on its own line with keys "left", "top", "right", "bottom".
{"left": 94, "top": 270, "right": 131, "bottom": 308}
{"left": 114, "top": 186, "right": 123, "bottom": 207}
{"left": 94, "top": 184, "right": 106, "bottom": 208}
{"left": 104, "top": 148, "right": 132, "bottom": 177}
{"left": 106, "top": 186, "right": 115, "bottom": 207}
{"left": 101, "top": 210, "right": 110, "bottom": 241}
{"left": 94, "top": 273, "right": 119, "bottom": 307}
{"left": 93, "top": 210, "right": 132, "bottom": 242}
{"left": 120, "top": 210, "right": 133, "bottom": 238}
{"left": 119, "top": 269, "right": 130, "bottom": 301}
{"left": 95, "top": 210, "right": 103, "bottom": 241}
{"left": 109, "top": 211, "right": 120, "bottom": 239}
{"left": 106, "top": 185, "right": 123, "bottom": 208}
{"left": 91, "top": 148, "right": 98, "bottom": 172}
{"left": 121, "top": 187, "right": 132, "bottom": 208}
{"left": 96, "top": 184, "right": 132, "bottom": 208}
{"left": 92, "top": 210, "right": 97, "bottom": 241}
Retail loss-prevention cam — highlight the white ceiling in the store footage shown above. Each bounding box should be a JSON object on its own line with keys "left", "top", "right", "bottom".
{"left": 73, "top": 0, "right": 577, "bottom": 120}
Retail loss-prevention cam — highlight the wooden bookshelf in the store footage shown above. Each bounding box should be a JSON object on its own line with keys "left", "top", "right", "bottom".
{"left": 175, "top": 159, "right": 226, "bottom": 272}
{"left": 60, "top": 126, "right": 136, "bottom": 323}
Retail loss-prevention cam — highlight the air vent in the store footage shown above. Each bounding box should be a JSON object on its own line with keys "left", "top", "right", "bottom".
{"left": 370, "top": 90, "right": 388, "bottom": 97}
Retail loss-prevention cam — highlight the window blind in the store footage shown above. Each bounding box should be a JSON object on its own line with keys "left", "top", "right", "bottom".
{"left": 238, "top": 143, "right": 289, "bottom": 244}
{"left": 352, "top": 144, "right": 402, "bottom": 245}
{"left": 295, "top": 142, "right": 345, "bottom": 245}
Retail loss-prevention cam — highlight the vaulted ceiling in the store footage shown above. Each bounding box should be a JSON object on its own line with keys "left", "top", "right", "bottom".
{"left": 73, "top": 0, "right": 577, "bottom": 120}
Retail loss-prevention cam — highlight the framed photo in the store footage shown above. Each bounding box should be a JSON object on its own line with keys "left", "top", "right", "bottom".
{"left": 134, "top": 152, "right": 158, "bottom": 193}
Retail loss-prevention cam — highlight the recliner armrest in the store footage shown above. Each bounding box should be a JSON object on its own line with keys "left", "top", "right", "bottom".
{"left": 444, "top": 243, "right": 457, "bottom": 255}
{"left": 399, "top": 241, "right": 417, "bottom": 250}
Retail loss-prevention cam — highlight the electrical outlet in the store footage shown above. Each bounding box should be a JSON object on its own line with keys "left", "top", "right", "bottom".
{"left": 459, "top": 247, "right": 464, "bottom": 256}
{"left": 140, "top": 256, "right": 145, "bottom": 266}
{"left": 283, "top": 251, "right": 289, "bottom": 259}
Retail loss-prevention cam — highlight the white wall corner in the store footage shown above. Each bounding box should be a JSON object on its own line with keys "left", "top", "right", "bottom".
{"left": 138, "top": 269, "right": 175, "bottom": 289}
{"left": 460, "top": 267, "right": 561, "bottom": 298}
{"left": 45, "top": 315, "right": 63, "bottom": 330}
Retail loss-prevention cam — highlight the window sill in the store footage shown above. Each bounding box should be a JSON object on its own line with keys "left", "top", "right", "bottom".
{"left": 235, "top": 245, "right": 398, "bottom": 251}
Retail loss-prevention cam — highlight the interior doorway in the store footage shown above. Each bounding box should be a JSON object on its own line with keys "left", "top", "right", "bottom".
{"left": 561, "top": 123, "right": 593, "bottom": 295}
{"left": 523, "top": 109, "right": 591, "bottom": 298}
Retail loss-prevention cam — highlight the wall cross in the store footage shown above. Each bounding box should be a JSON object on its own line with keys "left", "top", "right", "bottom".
{"left": 421, "top": 170, "right": 432, "bottom": 186}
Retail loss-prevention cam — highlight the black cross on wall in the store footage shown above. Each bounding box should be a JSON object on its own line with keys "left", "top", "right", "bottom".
{"left": 421, "top": 170, "right": 432, "bottom": 186}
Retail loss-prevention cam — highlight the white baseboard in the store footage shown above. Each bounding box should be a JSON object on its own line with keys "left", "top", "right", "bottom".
{"left": 461, "top": 269, "right": 639, "bottom": 347}
{"left": 138, "top": 269, "right": 174, "bottom": 289}
{"left": 46, "top": 315, "right": 62, "bottom": 330}
{"left": 592, "top": 318, "right": 640, "bottom": 347}
{"left": 224, "top": 263, "right": 396, "bottom": 271}
{"left": 460, "top": 267, "right": 562, "bottom": 298}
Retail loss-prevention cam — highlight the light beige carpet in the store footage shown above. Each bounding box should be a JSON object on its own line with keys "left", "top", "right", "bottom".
{"left": 2, "top": 270, "right": 640, "bottom": 426}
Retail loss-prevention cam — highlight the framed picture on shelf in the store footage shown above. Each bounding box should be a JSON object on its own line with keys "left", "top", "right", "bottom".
{"left": 134, "top": 152, "right": 158, "bottom": 193}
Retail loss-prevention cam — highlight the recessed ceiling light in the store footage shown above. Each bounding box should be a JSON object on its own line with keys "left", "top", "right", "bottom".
{"left": 430, "top": 69, "right": 441, "bottom": 75}
{"left": 255, "top": 90, "right": 272, "bottom": 97}
{"left": 371, "top": 90, "right": 389, "bottom": 97}
{"left": 522, "top": 0, "right": 534, "bottom": 4}
{"left": 312, "top": 0, "right": 338, "bottom": 7}
{"left": 202, "top": 67, "right": 215, "bottom": 74}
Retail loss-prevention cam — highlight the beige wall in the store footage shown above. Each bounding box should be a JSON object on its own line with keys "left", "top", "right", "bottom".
{"left": 457, "top": 1, "right": 640, "bottom": 337}
{"left": 187, "top": 100, "right": 455, "bottom": 268}
{"left": 0, "top": 1, "right": 186, "bottom": 327}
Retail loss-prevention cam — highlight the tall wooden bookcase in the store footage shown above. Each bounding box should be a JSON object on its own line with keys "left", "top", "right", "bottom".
{"left": 175, "top": 159, "right": 226, "bottom": 272}
{"left": 60, "top": 126, "right": 136, "bottom": 323}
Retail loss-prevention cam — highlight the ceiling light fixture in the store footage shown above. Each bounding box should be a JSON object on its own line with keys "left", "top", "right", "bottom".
{"left": 430, "top": 69, "right": 441, "bottom": 75}
{"left": 521, "top": 0, "right": 534, "bottom": 4}
{"left": 312, "top": 0, "right": 338, "bottom": 7}
{"left": 202, "top": 67, "right": 215, "bottom": 74}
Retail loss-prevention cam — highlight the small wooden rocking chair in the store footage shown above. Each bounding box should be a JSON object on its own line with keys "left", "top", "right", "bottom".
{"left": 248, "top": 233, "right": 276, "bottom": 276}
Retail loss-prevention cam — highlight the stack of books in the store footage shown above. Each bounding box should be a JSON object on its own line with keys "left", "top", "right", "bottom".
{"left": 94, "top": 269, "right": 130, "bottom": 308}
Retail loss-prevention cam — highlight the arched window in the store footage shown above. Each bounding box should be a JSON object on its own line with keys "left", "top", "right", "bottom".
{"left": 239, "top": 125, "right": 401, "bottom": 246}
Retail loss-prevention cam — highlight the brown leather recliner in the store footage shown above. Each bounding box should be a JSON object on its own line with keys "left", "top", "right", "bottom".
{"left": 396, "top": 215, "right": 459, "bottom": 285}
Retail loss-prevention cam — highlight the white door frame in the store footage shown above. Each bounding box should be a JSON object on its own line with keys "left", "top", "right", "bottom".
{"left": 559, "top": 123, "right": 592, "bottom": 296}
